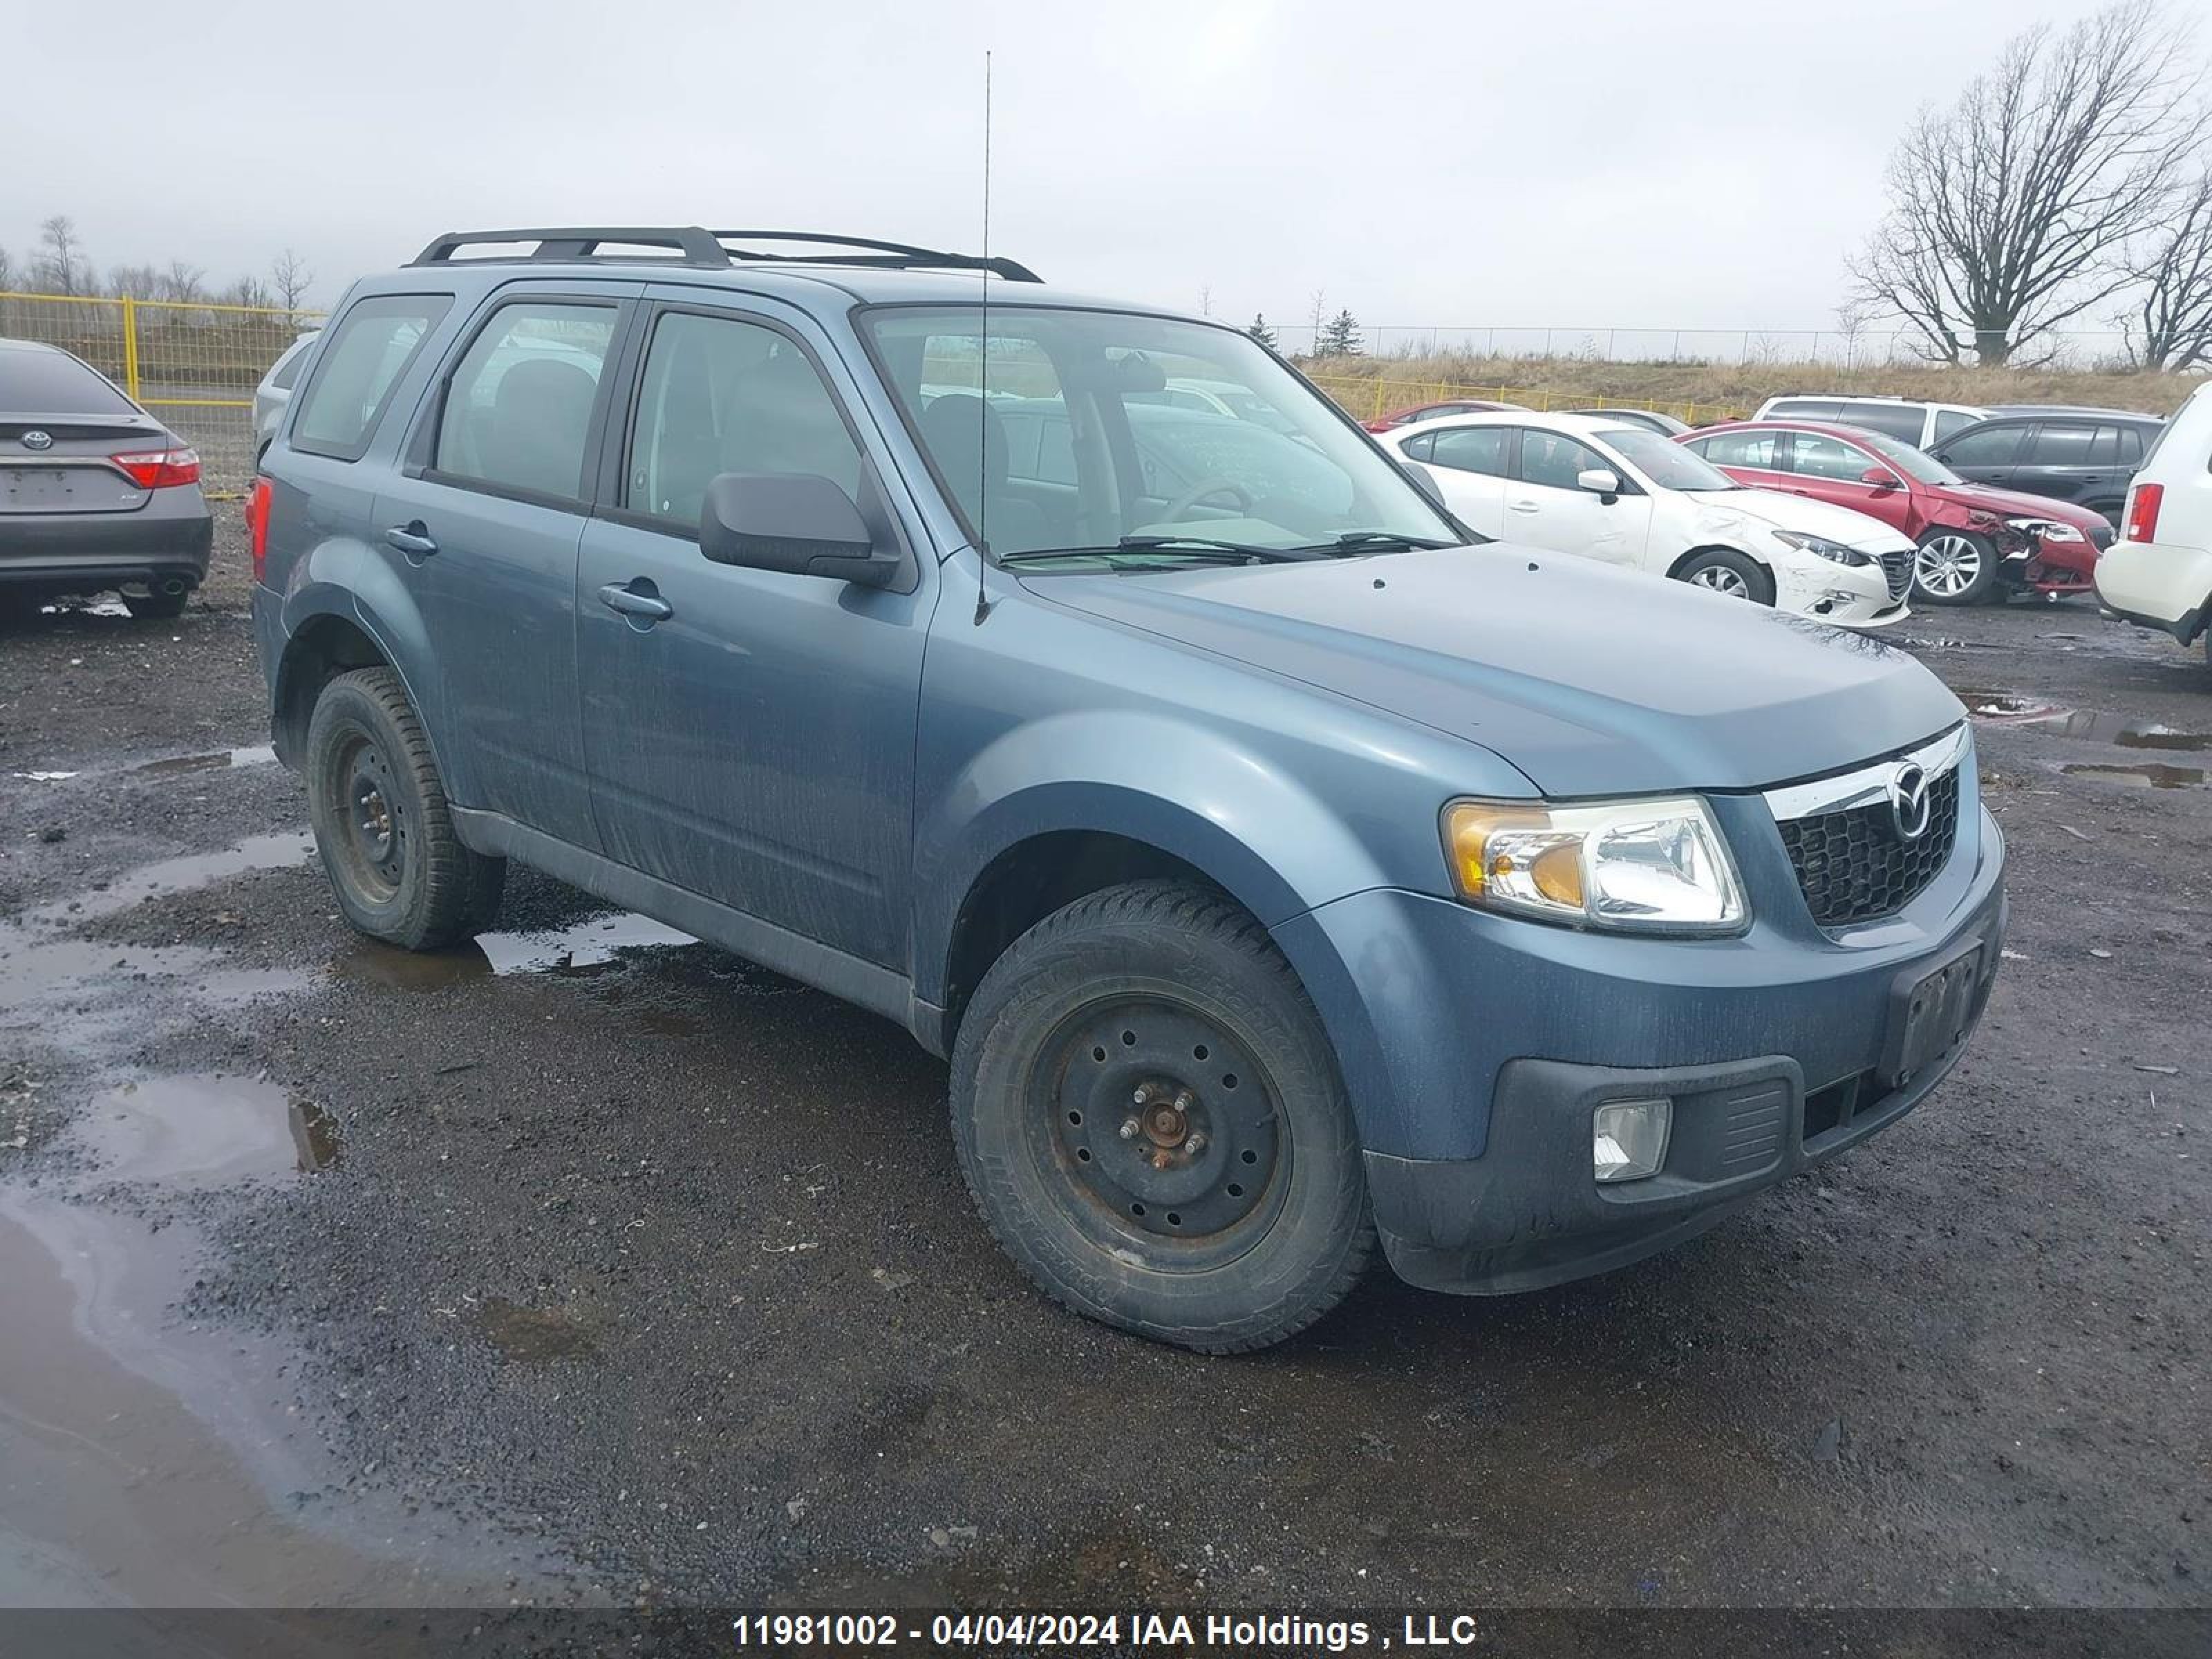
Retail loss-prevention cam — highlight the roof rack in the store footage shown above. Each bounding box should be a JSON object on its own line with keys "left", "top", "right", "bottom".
{"left": 408, "top": 226, "right": 1041, "bottom": 282}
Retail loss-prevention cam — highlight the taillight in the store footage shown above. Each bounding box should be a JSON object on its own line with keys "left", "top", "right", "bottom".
{"left": 2121, "top": 482, "right": 2163, "bottom": 545}
{"left": 246, "top": 477, "right": 272, "bottom": 583}
{"left": 111, "top": 446, "right": 202, "bottom": 489}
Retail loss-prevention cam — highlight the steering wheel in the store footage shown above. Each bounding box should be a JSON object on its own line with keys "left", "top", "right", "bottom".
{"left": 1156, "top": 476, "right": 1256, "bottom": 524}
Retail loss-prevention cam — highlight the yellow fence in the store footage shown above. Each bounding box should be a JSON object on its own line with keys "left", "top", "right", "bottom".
{"left": 0, "top": 290, "right": 322, "bottom": 499}
{"left": 1304, "top": 374, "right": 1745, "bottom": 429}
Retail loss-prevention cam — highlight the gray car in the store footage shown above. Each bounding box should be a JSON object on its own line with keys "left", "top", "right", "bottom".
{"left": 251, "top": 226, "right": 2005, "bottom": 1352}
{"left": 1, "top": 337, "right": 212, "bottom": 618}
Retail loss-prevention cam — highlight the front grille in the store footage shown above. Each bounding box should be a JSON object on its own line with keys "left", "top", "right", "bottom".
{"left": 1878, "top": 547, "right": 1911, "bottom": 599}
{"left": 1777, "top": 768, "right": 1960, "bottom": 927}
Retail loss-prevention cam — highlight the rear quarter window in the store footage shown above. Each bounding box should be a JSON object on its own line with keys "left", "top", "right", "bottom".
{"left": 291, "top": 294, "right": 453, "bottom": 462}
{"left": 1833, "top": 402, "right": 1924, "bottom": 442}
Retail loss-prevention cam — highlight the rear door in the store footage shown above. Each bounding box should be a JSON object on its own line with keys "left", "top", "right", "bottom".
{"left": 372, "top": 281, "right": 640, "bottom": 851}
{"left": 2012, "top": 420, "right": 2101, "bottom": 506}
{"left": 1400, "top": 424, "right": 1511, "bottom": 536}
{"left": 1931, "top": 421, "right": 2025, "bottom": 490}
{"left": 1685, "top": 427, "right": 1792, "bottom": 492}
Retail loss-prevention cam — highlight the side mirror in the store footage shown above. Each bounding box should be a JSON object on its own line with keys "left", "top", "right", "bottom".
{"left": 700, "top": 473, "right": 899, "bottom": 588}
{"left": 1577, "top": 467, "right": 1622, "bottom": 497}
{"left": 1861, "top": 466, "right": 1900, "bottom": 488}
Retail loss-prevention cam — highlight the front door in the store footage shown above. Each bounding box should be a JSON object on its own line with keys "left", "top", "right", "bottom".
{"left": 1504, "top": 428, "right": 1653, "bottom": 568}
{"left": 371, "top": 283, "right": 638, "bottom": 850}
{"left": 577, "top": 297, "right": 933, "bottom": 968}
{"left": 1777, "top": 430, "right": 1911, "bottom": 534}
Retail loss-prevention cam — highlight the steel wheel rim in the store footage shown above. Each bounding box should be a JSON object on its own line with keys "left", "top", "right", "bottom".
{"left": 1028, "top": 993, "right": 1288, "bottom": 1271}
{"left": 1915, "top": 536, "right": 1980, "bottom": 597}
{"left": 329, "top": 734, "right": 407, "bottom": 902}
{"left": 1689, "top": 563, "right": 1750, "bottom": 597}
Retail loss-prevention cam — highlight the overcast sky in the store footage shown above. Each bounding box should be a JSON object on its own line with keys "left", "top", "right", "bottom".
{"left": 3, "top": 0, "right": 2115, "bottom": 340}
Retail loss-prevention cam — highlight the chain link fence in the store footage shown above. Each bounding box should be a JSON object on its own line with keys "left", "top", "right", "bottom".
{"left": 0, "top": 290, "right": 321, "bottom": 498}
{"left": 1303, "top": 373, "right": 1743, "bottom": 427}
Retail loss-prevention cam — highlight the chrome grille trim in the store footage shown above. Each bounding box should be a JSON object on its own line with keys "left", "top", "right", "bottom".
{"left": 1763, "top": 723, "right": 1971, "bottom": 824}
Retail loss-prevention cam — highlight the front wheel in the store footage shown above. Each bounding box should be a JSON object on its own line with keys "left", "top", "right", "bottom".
{"left": 951, "top": 881, "right": 1374, "bottom": 1353}
{"left": 1912, "top": 529, "right": 1998, "bottom": 606}
{"left": 305, "top": 666, "right": 505, "bottom": 949}
{"left": 1675, "top": 547, "right": 1774, "bottom": 605}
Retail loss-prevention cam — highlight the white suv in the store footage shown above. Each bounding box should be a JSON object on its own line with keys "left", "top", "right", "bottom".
{"left": 2095, "top": 381, "right": 2212, "bottom": 674}
{"left": 1753, "top": 395, "right": 1987, "bottom": 449}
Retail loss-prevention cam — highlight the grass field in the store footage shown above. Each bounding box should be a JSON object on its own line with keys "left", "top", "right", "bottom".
{"left": 1298, "top": 350, "right": 2205, "bottom": 426}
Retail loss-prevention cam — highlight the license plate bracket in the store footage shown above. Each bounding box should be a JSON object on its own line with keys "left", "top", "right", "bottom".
{"left": 1880, "top": 937, "right": 1985, "bottom": 1087}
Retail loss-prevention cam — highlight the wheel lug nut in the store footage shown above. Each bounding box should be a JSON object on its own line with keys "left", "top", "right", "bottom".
{"left": 1185, "top": 1132, "right": 1208, "bottom": 1156}
{"left": 1119, "top": 1118, "right": 1141, "bottom": 1140}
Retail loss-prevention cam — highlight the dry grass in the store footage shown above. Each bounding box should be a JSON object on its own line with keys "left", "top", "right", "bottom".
{"left": 1297, "top": 350, "right": 2204, "bottom": 426}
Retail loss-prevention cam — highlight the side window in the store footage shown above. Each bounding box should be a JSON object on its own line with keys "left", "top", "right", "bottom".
{"left": 1427, "top": 427, "right": 1510, "bottom": 477}
{"left": 2088, "top": 424, "right": 2144, "bottom": 466}
{"left": 1517, "top": 430, "right": 1604, "bottom": 489}
{"left": 2115, "top": 424, "right": 2148, "bottom": 465}
{"left": 1693, "top": 429, "right": 1781, "bottom": 469}
{"left": 1785, "top": 432, "right": 1878, "bottom": 481}
{"left": 268, "top": 338, "right": 315, "bottom": 391}
{"left": 1931, "top": 409, "right": 1978, "bottom": 442}
{"left": 1833, "top": 402, "right": 1923, "bottom": 442}
{"left": 625, "top": 310, "right": 862, "bottom": 529}
{"left": 2024, "top": 422, "right": 2096, "bottom": 466}
{"left": 1938, "top": 424, "right": 2023, "bottom": 467}
{"left": 292, "top": 294, "right": 452, "bottom": 461}
{"left": 434, "top": 301, "right": 616, "bottom": 501}
{"left": 1399, "top": 431, "right": 1436, "bottom": 462}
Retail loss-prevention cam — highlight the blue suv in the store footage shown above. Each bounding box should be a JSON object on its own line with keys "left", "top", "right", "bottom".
{"left": 249, "top": 228, "right": 2006, "bottom": 1351}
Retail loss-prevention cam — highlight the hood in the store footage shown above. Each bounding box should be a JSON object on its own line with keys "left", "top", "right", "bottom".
{"left": 1027, "top": 546, "right": 1962, "bottom": 797}
{"left": 1943, "top": 481, "right": 2108, "bottom": 529}
{"left": 1685, "top": 487, "right": 1909, "bottom": 549}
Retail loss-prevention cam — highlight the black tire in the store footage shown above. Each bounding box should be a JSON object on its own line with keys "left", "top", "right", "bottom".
{"left": 123, "top": 587, "right": 189, "bottom": 620}
{"left": 1911, "top": 527, "right": 1999, "bottom": 606}
{"left": 304, "top": 666, "right": 505, "bottom": 949}
{"left": 951, "top": 880, "right": 1374, "bottom": 1353}
{"left": 1674, "top": 547, "right": 1774, "bottom": 606}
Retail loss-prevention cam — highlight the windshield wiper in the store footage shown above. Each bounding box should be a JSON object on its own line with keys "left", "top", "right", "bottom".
{"left": 999, "top": 535, "right": 1313, "bottom": 568}
{"left": 1320, "top": 530, "right": 1458, "bottom": 553}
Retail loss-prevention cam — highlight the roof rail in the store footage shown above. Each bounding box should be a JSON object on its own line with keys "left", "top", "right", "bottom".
{"left": 410, "top": 227, "right": 732, "bottom": 267}
{"left": 406, "top": 226, "right": 1040, "bottom": 281}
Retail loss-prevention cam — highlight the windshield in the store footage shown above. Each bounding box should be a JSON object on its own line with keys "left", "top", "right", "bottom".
{"left": 1597, "top": 427, "right": 1736, "bottom": 491}
{"left": 861, "top": 306, "right": 1460, "bottom": 563}
{"left": 1852, "top": 428, "right": 1960, "bottom": 486}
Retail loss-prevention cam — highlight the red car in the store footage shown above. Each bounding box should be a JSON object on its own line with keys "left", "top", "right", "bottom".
{"left": 1678, "top": 419, "right": 2113, "bottom": 605}
{"left": 1363, "top": 397, "right": 1528, "bottom": 433}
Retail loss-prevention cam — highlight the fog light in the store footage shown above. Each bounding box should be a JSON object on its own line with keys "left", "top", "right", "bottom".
{"left": 1593, "top": 1097, "right": 1671, "bottom": 1183}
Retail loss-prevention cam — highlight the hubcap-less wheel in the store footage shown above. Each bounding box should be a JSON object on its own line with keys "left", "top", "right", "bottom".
{"left": 1687, "top": 563, "right": 1751, "bottom": 597}
{"left": 332, "top": 735, "right": 406, "bottom": 902}
{"left": 1038, "top": 996, "right": 1286, "bottom": 1268}
{"left": 1915, "top": 534, "right": 1983, "bottom": 599}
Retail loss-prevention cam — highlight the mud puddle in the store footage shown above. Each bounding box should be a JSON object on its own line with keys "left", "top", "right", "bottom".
{"left": 1955, "top": 688, "right": 2211, "bottom": 750}
{"left": 129, "top": 744, "right": 279, "bottom": 776}
{"left": 0, "top": 1071, "right": 558, "bottom": 1604}
{"left": 2061, "top": 762, "right": 2208, "bottom": 790}
{"left": 337, "top": 910, "right": 699, "bottom": 990}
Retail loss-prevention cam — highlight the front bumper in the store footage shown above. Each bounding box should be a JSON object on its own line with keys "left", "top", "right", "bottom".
{"left": 1772, "top": 552, "right": 1906, "bottom": 626}
{"left": 1273, "top": 794, "right": 2006, "bottom": 1296}
{"left": 2095, "top": 538, "right": 2211, "bottom": 642}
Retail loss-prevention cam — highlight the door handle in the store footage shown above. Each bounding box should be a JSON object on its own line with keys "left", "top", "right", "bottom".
{"left": 598, "top": 580, "right": 673, "bottom": 623}
{"left": 384, "top": 523, "right": 438, "bottom": 557}
{"left": 1508, "top": 500, "right": 1539, "bottom": 514}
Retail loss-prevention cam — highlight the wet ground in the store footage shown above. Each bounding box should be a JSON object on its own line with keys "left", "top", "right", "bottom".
{"left": 1, "top": 535, "right": 2206, "bottom": 1615}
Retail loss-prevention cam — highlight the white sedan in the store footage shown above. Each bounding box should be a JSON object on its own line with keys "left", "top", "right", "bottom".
{"left": 1380, "top": 411, "right": 1913, "bottom": 626}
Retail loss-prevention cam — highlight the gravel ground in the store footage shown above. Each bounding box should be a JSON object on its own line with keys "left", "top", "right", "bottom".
{"left": 0, "top": 527, "right": 2206, "bottom": 1620}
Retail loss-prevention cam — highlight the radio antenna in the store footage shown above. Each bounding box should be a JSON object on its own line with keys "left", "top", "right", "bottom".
{"left": 973, "top": 49, "right": 994, "bottom": 626}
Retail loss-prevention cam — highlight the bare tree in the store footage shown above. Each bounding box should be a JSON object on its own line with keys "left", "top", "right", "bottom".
{"left": 2124, "top": 166, "right": 2212, "bottom": 369}
{"left": 35, "top": 214, "right": 87, "bottom": 294}
{"left": 1307, "top": 289, "right": 1327, "bottom": 357}
{"left": 1850, "top": 0, "right": 2207, "bottom": 365}
{"left": 158, "top": 261, "right": 205, "bottom": 304}
{"left": 0, "top": 245, "right": 14, "bottom": 291}
{"left": 108, "top": 263, "right": 162, "bottom": 300}
{"left": 271, "top": 247, "right": 314, "bottom": 312}
{"left": 223, "top": 275, "right": 274, "bottom": 310}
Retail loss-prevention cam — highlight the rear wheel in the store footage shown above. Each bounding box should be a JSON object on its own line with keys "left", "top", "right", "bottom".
{"left": 1675, "top": 547, "right": 1774, "bottom": 605}
{"left": 1911, "top": 529, "right": 1998, "bottom": 605}
{"left": 952, "top": 881, "right": 1374, "bottom": 1353}
{"left": 305, "top": 666, "right": 504, "bottom": 949}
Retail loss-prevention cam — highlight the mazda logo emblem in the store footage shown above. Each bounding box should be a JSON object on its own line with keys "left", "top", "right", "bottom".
{"left": 21, "top": 429, "right": 53, "bottom": 451}
{"left": 1888, "top": 762, "right": 1933, "bottom": 841}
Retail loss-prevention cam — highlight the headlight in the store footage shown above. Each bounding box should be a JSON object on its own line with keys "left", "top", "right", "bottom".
{"left": 1770, "top": 529, "right": 1872, "bottom": 566}
{"left": 2005, "top": 516, "right": 2083, "bottom": 543}
{"left": 1442, "top": 796, "right": 1747, "bottom": 933}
